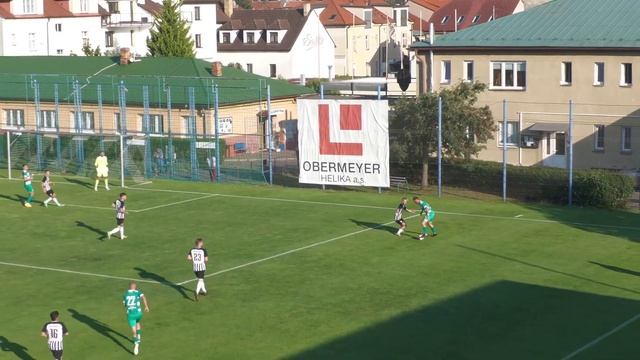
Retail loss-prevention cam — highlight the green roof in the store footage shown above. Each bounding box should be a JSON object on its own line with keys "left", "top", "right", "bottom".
{"left": 0, "top": 56, "right": 313, "bottom": 107}
{"left": 412, "top": 0, "right": 640, "bottom": 49}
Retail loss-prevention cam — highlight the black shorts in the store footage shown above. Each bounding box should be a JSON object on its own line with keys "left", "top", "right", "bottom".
{"left": 116, "top": 218, "right": 125, "bottom": 226}
{"left": 395, "top": 219, "right": 406, "bottom": 226}
{"left": 194, "top": 270, "right": 205, "bottom": 279}
{"left": 51, "top": 349, "right": 63, "bottom": 360}
{"left": 46, "top": 189, "right": 54, "bottom": 197}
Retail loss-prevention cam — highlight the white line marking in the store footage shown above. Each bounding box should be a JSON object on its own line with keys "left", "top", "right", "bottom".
{"left": 177, "top": 214, "right": 420, "bottom": 285}
{"left": 135, "top": 194, "right": 217, "bottom": 213}
{"left": 514, "top": 214, "right": 523, "bottom": 218}
{"left": 0, "top": 261, "right": 161, "bottom": 284}
{"left": 561, "top": 313, "right": 640, "bottom": 360}
{"left": 128, "top": 181, "right": 153, "bottom": 188}
{"left": 65, "top": 204, "right": 115, "bottom": 211}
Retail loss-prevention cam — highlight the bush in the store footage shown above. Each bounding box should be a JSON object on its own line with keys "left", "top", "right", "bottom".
{"left": 410, "top": 158, "right": 634, "bottom": 208}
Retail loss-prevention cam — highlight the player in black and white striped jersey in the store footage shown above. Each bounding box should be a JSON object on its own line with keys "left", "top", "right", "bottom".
{"left": 107, "top": 193, "right": 127, "bottom": 240}
{"left": 41, "top": 311, "right": 69, "bottom": 360}
{"left": 187, "top": 238, "right": 209, "bottom": 301}
{"left": 42, "top": 170, "right": 64, "bottom": 208}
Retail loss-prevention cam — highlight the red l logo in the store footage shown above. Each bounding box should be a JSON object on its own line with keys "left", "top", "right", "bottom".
{"left": 319, "top": 104, "right": 363, "bottom": 156}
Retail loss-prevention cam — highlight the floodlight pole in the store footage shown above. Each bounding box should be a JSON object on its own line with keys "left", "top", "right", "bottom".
{"left": 502, "top": 99, "right": 508, "bottom": 202}
{"left": 568, "top": 100, "right": 574, "bottom": 206}
{"left": 437, "top": 96, "right": 442, "bottom": 198}
{"left": 267, "top": 85, "right": 273, "bottom": 185}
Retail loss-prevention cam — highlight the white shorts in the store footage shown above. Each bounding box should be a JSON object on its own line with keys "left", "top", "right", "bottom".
{"left": 96, "top": 167, "right": 109, "bottom": 178}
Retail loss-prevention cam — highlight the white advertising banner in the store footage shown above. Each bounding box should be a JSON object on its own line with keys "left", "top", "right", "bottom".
{"left": 297, "top": 99, "right": 389, "bottom": 187}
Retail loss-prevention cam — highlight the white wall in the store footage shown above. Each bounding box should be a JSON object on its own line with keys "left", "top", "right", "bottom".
{"left": 48, "top": 16, "right": 105, "bottom": 55}
{"left": 0, "top": 18, "right": 48, "bottom": 55}
{"left": 181, "top": 3, "right": 218, "bottom": 60}
{"left": 110, "top": 28, "right": 151, "bottom": 55}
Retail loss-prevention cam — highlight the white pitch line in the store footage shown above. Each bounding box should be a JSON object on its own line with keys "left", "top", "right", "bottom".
{"left": 560, "top": 313, "right": 640, "bottom": 360}
{"left": 177, "top": 214, "right": 420, "bottom": 285}
{"left": 0, "top": 261, "right": 161, "bottom": 284}
{"left": 65, "top": 204, "right": 114, "bottom": 211}
{"left": 514, "top": 214, "right": 523, "bottom": 218}
{"left": 135, "top": 194, "right": 217, "bottom": 213}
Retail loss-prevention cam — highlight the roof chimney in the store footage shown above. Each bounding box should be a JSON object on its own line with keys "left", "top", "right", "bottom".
{"left": 120, "top": 48, "right": 131, "bottom": 65}
{"left": 212, "top": 61, "right": 223, "bottom": 77}
{"left": 303, "top": 3, "right": 311, "bottom": 16}
{"left": 224, "top": 0, "right": 233, "bottom": 17}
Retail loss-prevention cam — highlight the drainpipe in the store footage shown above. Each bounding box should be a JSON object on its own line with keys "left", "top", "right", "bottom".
{"left": 46, "top": 18, "right": 50, "bottom": 55}
{"left": 428, "top": 22, "right": 434, "bottom": 93}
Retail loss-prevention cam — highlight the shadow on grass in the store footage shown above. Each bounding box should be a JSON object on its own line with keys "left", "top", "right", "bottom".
{"left": 0, "top": 193, "right": 39, "bottom": 205}
{"left": 589, "top": 261, "right": 640, "bottom": 277}
{"left": 287, "top": 280, "right": 640, "bottom": 360}
{"left": 68, "top": 309, "right": 132, "bottom": 355}
{"left": 64, "top": 177, "right": 94, "bottom": 189}
{"left": 134, "top": 267, "right": 193, "bottom": 301}
{"left": 75, "top": 220, "right": 107, "bottom": 241}
{"left": 0, "top": 336, "right": 35, "bottom": 360}
{"left": 350, "top": 219, "right": 398, "bottom": 235}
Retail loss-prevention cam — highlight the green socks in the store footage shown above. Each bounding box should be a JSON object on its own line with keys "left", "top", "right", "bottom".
{"left": 421, "top": 227, "right": 429, "bottom": 235}
{"left": 27, "top": 194, "right": 33, "bottom": 203}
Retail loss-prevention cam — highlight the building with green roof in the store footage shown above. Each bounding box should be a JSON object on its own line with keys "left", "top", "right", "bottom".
{"left": 410, "top": 0, "right": 640, "bottom": 172}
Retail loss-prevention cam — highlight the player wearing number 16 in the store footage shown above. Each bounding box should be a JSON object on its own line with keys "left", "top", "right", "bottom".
{"left": 41, "top": 310, "right": 69, "bottom": 360}
{"left": 187, "top": 238, "right": 209, "bottom": 301}
{"left": 123, "top": 281, "right": 150, "bottom": 356}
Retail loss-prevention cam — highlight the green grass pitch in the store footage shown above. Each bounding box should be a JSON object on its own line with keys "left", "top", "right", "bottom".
{"left": 0, "top": 175, "right": 639, "bottom": 359}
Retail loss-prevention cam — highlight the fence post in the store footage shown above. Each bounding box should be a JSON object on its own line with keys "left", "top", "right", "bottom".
{"left": 97, "top": 84, "right": 104, "bottom": 151}
{"left": 188, "top": 87, "right": 198, "bottom": 181}
{"left": 73, "top": 80, "right": 85, "bottom": 175}
{"left": 213, "top": 84, "right": 221, "bottom": 183}
{"left": 142, "top": 85, "right": 152, "bottom": 178}
{"left": 568, "top": 100, "right": 574, "bottom": 206}
{"left": 53, "top": 84, "right": 63, "bottom": 172}
{"left": 6, "top": 131, "right": 10, "bottom": 179}
{"left": 437, "top": 97, "right": 443, "bottom": 197}
{"left": 502, "top": 99, "right": 508, "bottom": 202}
{"left": 267, "top": 85, "right": 273, "bottom": 185}
{"left": 32, "top": 80, "right": 44, "bottom": 170}
{"left": 164, "top": 85, "right": 174, "bottom": 178}
{"left": 119, "top": 134, "right": 125, "bottom": 188}
{"left": 118, "top": 81, "right": 127, "bottom": 181}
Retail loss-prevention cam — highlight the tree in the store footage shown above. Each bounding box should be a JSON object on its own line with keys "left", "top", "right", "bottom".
{"left": 390, "top": 82, "right": 496, "bottom": 188}
{"left": 235, "top": 0, "right": 252, "bottom": 9}
{"left": 82, "top": 43, "right": 102, "bottom": 56}
{"left": 147, "top": 0, "right": 194, "bottom": 57}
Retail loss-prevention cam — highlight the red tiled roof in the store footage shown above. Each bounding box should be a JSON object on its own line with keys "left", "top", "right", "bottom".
{"left": 428, "top": 0, "right": 521, "bottom": 33}
{"left": 0, "top": 0, "right": 101, "bottom": 18}
{"left": 321, "top": 0, "right": 364, "bottom": 26}
{"left": 138, "top": 0, "right": 162, "bottom": 15}
{"left": 371, "top": 7, "right": 391, "bottom": 24}
{"left": 409, "top": 0, "right": 447, "bottom": 12}
{"left": 409, "top": 12, "right": 429, "bottom": 32}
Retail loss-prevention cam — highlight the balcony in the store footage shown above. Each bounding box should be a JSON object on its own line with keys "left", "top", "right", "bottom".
{"left": 102, "top": 13, "right": 153, "bottom": 29}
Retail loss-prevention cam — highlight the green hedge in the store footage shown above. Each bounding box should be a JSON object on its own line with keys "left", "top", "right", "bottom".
{"left": 396, "top": 158, "right": 634, "bottom": 208}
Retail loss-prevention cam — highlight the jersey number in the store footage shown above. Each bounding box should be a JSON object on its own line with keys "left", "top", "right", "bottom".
{"left": 126, "top": 296, "right": 137, "bottom": 307}
{"left": 193, "top": 253, "right": 202, "bottom": 261}
{"left": 49, "top": 329, "right": 58, "bottom": 338}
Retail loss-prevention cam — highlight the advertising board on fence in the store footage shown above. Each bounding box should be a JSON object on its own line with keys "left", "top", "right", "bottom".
{"left": 297, "top": 99, "right": 389, "bottom": 187}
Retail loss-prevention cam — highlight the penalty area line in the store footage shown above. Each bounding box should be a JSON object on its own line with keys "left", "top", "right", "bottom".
{"left": 134, "top": 194, "right": 217, "bottom": 213}
{"left": 177, "top": 214, "right": 420, "bottom": 285}
{"left": 560, "top": 313, "right": 640, "bottom": 360}
{"left": 0, "top": 261, "right": 161, "bottom": 285}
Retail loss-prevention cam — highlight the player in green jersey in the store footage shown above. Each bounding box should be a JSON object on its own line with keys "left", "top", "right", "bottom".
{"left": 22, "top": 164, "right": 34, "bottom": 208}
{"left": 413, "top": 196, "right": 437, "bottom": 240}
{"left": 122, "top": 281, "right": 149, "bottom": 355}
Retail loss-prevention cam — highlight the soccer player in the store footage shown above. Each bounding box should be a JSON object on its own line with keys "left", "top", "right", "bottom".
{"left": 94, "top": 151, "right": 110, "bottom": 191}
{"left": 413, "top": 196, "right": 437, "bottom": 240}
{"left": 42, "top": 170, "right": 64, "bottom": 207}
{"left": 107, "top": 193, "right": 127, "bottom": 240}
{"left": 22, "top": 164, "right": 34, "bottom": 208}
{"left": 395, "top": 197, "right": 414, "bottom": 236}
{"left": 123, "top": 281, "right": 149, "bottom": 356}
{"left": 187, "top": 238, "right": 209, "bottom": 301}
{"left": 41, "top": 310, "right": 69, "bottom": 360}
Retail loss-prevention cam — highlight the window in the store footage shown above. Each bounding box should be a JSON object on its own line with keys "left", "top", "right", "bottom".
{"left": 194, "top": 6, "right": 201, "bottom": 21}
{"left": 221, "top": 32, "right": 230, "bottom": 43}
{"left": 23, "top": 0, "right": 35, "bottom": 14}
{"left": 195, "top": 34, "right": 202, "bottom": 48}
{"left": 364, "top": 10, "right": 372, "bottom": 29}
{"left": 620, "top": 63, "right": 632, "bottom": 86}
{"left": 401, "top": 33, "right": 407, "bottom": 47}
{"left": 105, "top": 31, "right": 114, "bottom": 47}
{"left": 246, "top": 63, "right": 253, "bottom": 73}
{"left": 28, "top": 33, "right": 36, "bottom": 52}
{"left": 381, "top": 46, "right": 386, "bottom": 63}
{"left": 488, "top": 15, "right": 494, "bottom": 22}
{"left": 457, "top": 16, "right": 465, "bottom": 24}
{"left": 5, "top": 109, "right": 25, "bottom": 127}
{"left": 270, "top": 64, "right": 277, "bottom": 78}
{"left": 561, "top": 61, "right": 572, "bottom": 85}
{"left": 81, "top": 31, "right": 89, "bottom": 47}
{"left": 441, "top": 16, "right": 449, "bottom": 24}
{"left": 365, "top": 35, "right": 369, "bottom": 50}
{"left": 108, "top": 1, "right": 118, "bottom": 13}
{"left": 472, "top": 15, "right": 480, "bottom": 23}
{"left": 269, "top": 32, "right": 279, "bottom": 43}
{"left": 594, "top": 62, "right": 605, "bottom": 85}
{"left": 56, "top": 49, "right": 63, "bottom": 55}
{"left": 246, "top": 32, "right": 255, "bottom": 43}
{"left": 399, "top": 9, "right": 408, "bottom": 27}
{"left": 594, "top": 125, "right": 605, "bottom": 150}
{"left": 491, "top": 61, "right": 526, "bottom": 89}
{"left": 79, "top": 0, "right": 88, "bottom": 12}
{"left": 498, "top": 121, "right": 519, "bottom": 146}
{"left": 55, "top": 23, "right": 62, "bottom": 32}
{"left": 622, "top": 127, "right": 632, "bottom": 152}
{"left": 147, "top": 114, "right": 164, "bottom": 134}
{"left": 141, "top": 17, "right": 148, "bottom": 23}
{"left": 441, "top": 60, "right": 451, "bottom": 84}
{"left": 40, "top": 110, "right": 57, "bottom": 129}
{"left": 555, "top": 133, "right": 566, "bottom": 155}
{"left": 463, "top": 60, "right": 474, "bottom": 82}
{"left": 73, "top": 112, "right": 95, "bottom": 132}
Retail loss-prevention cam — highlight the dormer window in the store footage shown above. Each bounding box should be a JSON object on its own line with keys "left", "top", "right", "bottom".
{"left": 393, "top": 8, "right": 408, "bottom": 27}
{"left": 23, "top": 0, "right": 36, "bottom": 14}
{"left": 472, "top": 15, "right": 480, "bottom": 23}
{"left": 441, "top": 16, "right": 449, "bottom": 24}
{"left": 488, "top": 15, "right": 494, "bottom": 22}
{"left": 269, "top": 32, "right": 279, "bottom": 43}
{"left": 457, "top": 16, "right": 465, "bottom": 24}
{"left": 364, "top": 9, "right": 372, "bottom": 29}
{"left": 222, "top": 32, "right": 230, "bottom": 44}
{"left": 246, "top": 32, "right": 255, "bottom": 44}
